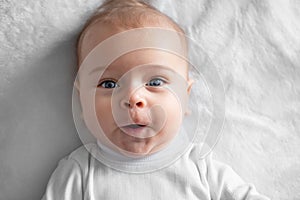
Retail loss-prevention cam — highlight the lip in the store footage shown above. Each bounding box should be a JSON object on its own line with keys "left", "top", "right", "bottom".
{"left": 121, "top": 124, "right": 152, "bottom": 138}
{"left": 124, "top": 124, "right": 147, "bottom": 129}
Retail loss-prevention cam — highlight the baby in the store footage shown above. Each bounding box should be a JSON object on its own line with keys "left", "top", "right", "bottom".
{"left": 42, "top": 0, "right": 270, "bottom": 199}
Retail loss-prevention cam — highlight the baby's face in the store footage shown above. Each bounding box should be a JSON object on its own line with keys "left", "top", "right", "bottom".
{"left": 95, "top": 49, "right": 192, "bottom": 155}
{"left": 79, "top": 23, "right": 192, "bottom": 155}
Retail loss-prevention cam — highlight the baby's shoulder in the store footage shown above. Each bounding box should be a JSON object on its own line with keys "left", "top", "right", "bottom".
{"left": 61, "top": 143, "right": 98, "bottom": 167}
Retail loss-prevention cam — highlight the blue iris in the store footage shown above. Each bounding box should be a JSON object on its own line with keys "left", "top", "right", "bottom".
{"left": 147, "top": 78, "right": 165, "bottom": 87}
{"left": 99, "top": 80, "right": 117, "bottom": 88}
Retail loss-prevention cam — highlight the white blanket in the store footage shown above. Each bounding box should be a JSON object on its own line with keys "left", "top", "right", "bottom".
{"left": 0, "top": 0, "right": 299, "bottom": 199}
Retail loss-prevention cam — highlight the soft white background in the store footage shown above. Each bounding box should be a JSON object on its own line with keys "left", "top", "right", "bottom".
{"left": 0, "top": 0, "right": 299, "bottom": 199}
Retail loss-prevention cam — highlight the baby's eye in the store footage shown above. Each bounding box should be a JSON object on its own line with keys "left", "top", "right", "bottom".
{"left": 146, "top": 78, "right": 166, "bottom": 87}
{"left": 98, "top": 80, "right": 118, "bottom": 88}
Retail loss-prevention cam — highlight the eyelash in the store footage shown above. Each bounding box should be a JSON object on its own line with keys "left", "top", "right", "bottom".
{"left": 98, "top": 79, "right": 119, "bottom": 88}
{"left": 97, "top": 77, "right": 167, "bottom": 89}
{"left": 145, "top": 78, "right": 167, "bottom": 87}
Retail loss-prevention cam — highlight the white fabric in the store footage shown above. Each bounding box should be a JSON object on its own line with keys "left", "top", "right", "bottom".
{"left": 42, "top": 143, "right": 269, "bottom": 200}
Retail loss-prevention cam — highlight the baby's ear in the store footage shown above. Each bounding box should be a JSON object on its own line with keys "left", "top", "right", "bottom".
{"left": 187, "top": 79, "right": 194, "bottom": 95}
{"left": 74, "top": 80, "right": 80, "bottom": 93}
{"left": 184, "top": 79, "right": 194, "bottom": 116}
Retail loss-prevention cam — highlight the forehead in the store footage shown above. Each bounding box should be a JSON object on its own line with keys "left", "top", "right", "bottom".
{"left": 104, "top": 49, "right": 188, "bottom": 78}
{"left": 79, "top": 22, "right": 120, "bottom": 63}
{"left": 79, "top": 20, "right": 186, "bottom": 63}
{"left": 79, "top": 22, "right": 188, "bottom": 78}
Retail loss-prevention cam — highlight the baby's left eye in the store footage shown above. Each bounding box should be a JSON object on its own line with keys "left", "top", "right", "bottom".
{"left": 146, "top": 78, "right": 166, "bottom": 87}
{"left": 98, "top": 80, "right": 118, "bottom": 88}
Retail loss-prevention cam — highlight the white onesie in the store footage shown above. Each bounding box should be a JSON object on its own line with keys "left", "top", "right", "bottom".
{"left": 42, "top": 143, "right": 270, "bottom": 200}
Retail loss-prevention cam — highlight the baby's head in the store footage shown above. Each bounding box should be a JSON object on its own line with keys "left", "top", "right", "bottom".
{"left": 76, "top": 0, "right": 193, "bottom": 156}
{"left": 77, "top": 0, "right": 186, "bottom": 65}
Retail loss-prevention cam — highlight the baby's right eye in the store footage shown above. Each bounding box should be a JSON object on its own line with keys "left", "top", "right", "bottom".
{"left": 98, "top": 80, "right": 118, "bottom": 88}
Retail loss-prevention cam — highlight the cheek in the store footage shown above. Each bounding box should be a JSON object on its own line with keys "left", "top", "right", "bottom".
{"left": 162, "top": 92, "right": 182, "bottom": 113}
{"left": 95, "top": 94, "right": 114, "bottom": 131}
{"left": 166, "top": 102, "right": 182, "bottom": 130}
{"left": 153, "top": 93, "right": 183, "bottom": 131}
{"left": 150, "top": 94, "right": 182, "bottom": 148}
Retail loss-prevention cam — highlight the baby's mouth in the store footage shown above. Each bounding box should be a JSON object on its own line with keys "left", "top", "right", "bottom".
{"left": 124, "top": 124, "right": 147, "bottom": 129}
{"left": 120, "top": 123, "right": 154, "bottom": 138}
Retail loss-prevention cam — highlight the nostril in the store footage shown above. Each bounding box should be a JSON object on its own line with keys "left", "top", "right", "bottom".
{"left": 124, "top": 102, "right": 131, "bottom": 108}
{"left": 120, "top": 99, "right": 131, "bottom": 108}
{"left": 121, "top": 97, "right": 146, "bottom": 109}
{"left": 136, "top": 101, "right": 143, "bottom": 107}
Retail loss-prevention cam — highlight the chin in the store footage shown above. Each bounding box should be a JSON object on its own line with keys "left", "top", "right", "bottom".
{"left": 118, "top": 142, "right": 157, "bottom": 157}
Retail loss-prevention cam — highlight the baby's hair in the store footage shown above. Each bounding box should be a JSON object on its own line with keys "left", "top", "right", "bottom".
{"left": 76, "top": 0, "right": 185, "bottom": 65}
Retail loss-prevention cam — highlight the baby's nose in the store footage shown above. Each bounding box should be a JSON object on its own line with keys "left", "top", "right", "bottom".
{"left": 122, "top": 93, "right": 147, "bottom": 109}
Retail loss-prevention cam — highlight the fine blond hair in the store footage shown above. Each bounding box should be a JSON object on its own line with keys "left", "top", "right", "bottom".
{"left": 76, "top": 0, "right": 185, "bottom": 65}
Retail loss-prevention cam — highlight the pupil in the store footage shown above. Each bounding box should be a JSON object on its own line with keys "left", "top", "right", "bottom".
{"left": 106, "top": 81, "right": 115, "bottom": 88}
{"left": 151, "top": 79, "right": 161, "bottom": 86}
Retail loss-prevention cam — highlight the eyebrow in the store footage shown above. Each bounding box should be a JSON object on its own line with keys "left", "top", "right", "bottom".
{"left": 88, "top": 64, "right": 178, "bottom": 76}
{"left": 88, "top": 65, "right": 108, "bottom": 75}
